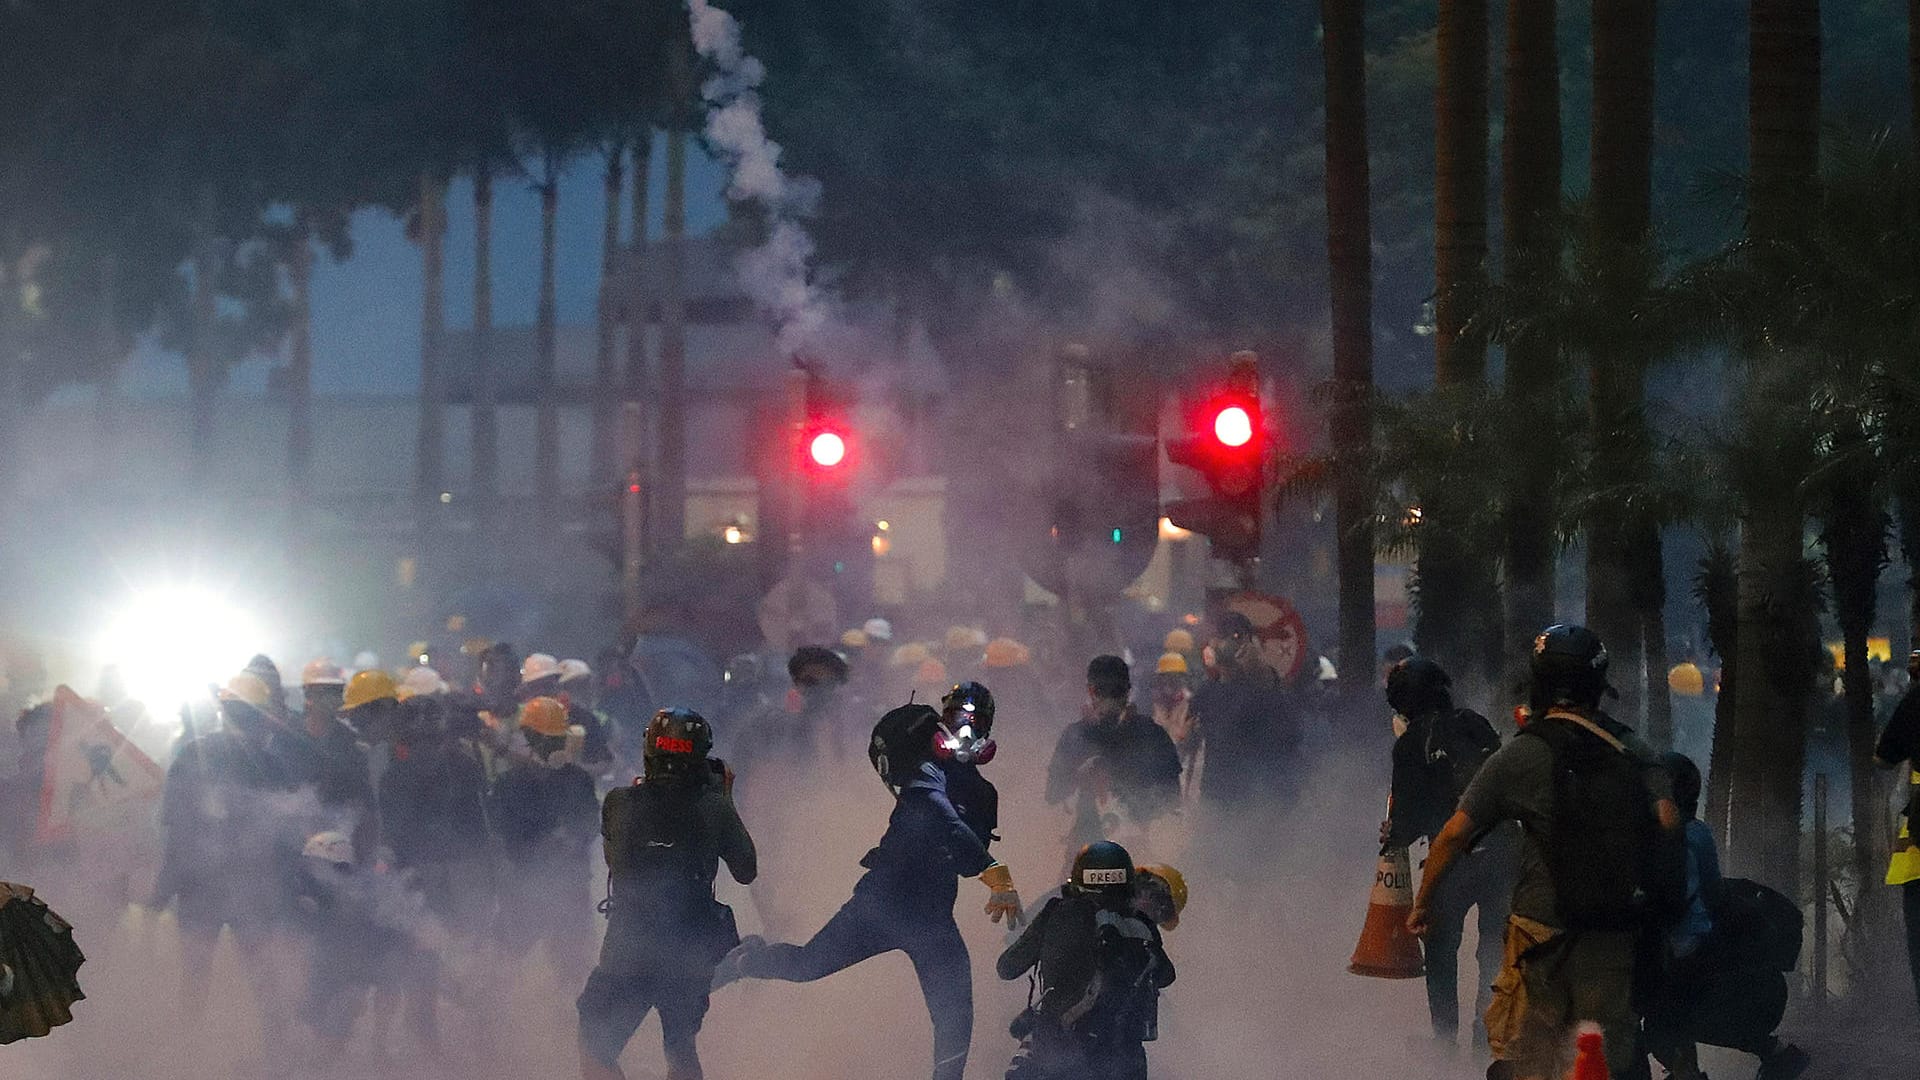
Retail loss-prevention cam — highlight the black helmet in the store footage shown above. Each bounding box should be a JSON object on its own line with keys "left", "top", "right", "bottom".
{"left": 870, "top": 703, "right": 940, "bottom": 790}
{"left": 936, "top": 682, "right": 996, "bottom": 765}
{"left": 1385, "top": 657, "right": 1453, "bottom": 718}
{"left": 1530, "top": 624, "right": 1612, "bottom": 710}
{"left": 644, "top": 708, "right": 714, "bottom": 779}
{"left": 1070, "top": 840, "right": 1136, "bottom": 895}
{"left": 1662, "top": 751, "right": 1702, "bottom": 816}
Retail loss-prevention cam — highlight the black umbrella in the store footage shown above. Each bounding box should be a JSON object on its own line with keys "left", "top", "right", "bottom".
{"left": 0, "top": 883, "right": 85, "bottom": 1044}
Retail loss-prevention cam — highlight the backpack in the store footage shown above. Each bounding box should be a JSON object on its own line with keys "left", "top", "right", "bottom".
{"left": 1521, "top": 714, "right": 1680, "bottom": 931}
{"left": 601, "top": 782, "right": 738, "bottom": 961}
{"left": 1424, "top": 708, "right": 1500, "bottom": 809}
{"left": 1711, "top": 877, "right": 1803, "bottom": 972}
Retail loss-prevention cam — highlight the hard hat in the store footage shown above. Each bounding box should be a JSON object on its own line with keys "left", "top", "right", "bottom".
{"left": 1071, "top": 841, "right": 1135, "bottom": 895}
{"left": 557, "top": 658, "right": 592, "bottom": 684}
{"left": 301, "top": 659, "right": 347, "bottom": 687}
{"left": 945, "top": 626, "right": 988, "bottom": 651}
{"left": 914, "top": 658, "right": 949, "bottom": 688}
{"left": 789, "top": 646, "right": 851, "bottom": 685}
{"left": 841, "top": 629, "right": 871, "bottom": 649}
{"left": 342, "top": 669, "right": 399, "bottom": 711}
{"left": 644, "top": 708, "right": 715, "bottom": 778}
{"left": 406, "top": 640, "right": 431, "bottom": 662}
{"left": 862, "top": 618, "right": 894, "bottom": 642}
{"left": 1156, "top": 652, "right": 1190, "bottom": 676}
{"left": 1163, "top": 629, "right": 1196, "bottom": 654}
{"left": 891, "top": 642, "right": 933, "bottom": 669}
{"left": 983, "top": 638, "right": 1031, "bottom": 668}
{"left": 519, "top": 696, "right": 571, "bottom": 738}
{"left": 1531, "top": 624, "right": 1613, "bottom": 708}
{"left": 936, "top": 682, "right": 997, "bottom": 765}
{"left": 520, "top": 653, "right": 561, "bottom": 686}
{"left": 398, "top": 666, "right": 449, "bottom": 699}
{"left": 302, "top": 831, "right": 355, "bottom": 866}
{"left": 351, "top": 650, "right": 380, "bottom": 672}
{"left": 220, "top": 672, "right": 274, "bottom": 711}
{"left": 1137, "top": 864, "right": 1189, "bottom": 930}
{"left": 1386, "top": 658, "right": 1453, "bottom": 718}
{"left": 1667, "top": 661, "right": 1706, "bottom": 697}
{"left": 461, "top": 637, "right": 494, "bottom": 657}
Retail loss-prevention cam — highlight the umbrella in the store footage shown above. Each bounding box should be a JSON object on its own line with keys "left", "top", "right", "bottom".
{"left": 0, "top": 882, "right": 85, "bottom": 1043}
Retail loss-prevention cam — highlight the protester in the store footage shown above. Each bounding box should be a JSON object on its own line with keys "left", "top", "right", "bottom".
{"left": 1876, "top": 649, "right": 1920, "bottom": 1018}
{"left": 1189, "top": 611, "right": 1300, "bottom": 813}
{"left": 1409, "top": 625, "right": 1680, "bottom": 1080}
{"left": 1046, "top": 657, "right": 1182, "bottom": 862}
{"left": 489, "top": 696, "right": 601, "bottom": 983}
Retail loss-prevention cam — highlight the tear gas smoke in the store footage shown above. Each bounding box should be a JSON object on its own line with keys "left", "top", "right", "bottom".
{"left": 687, "top": 0, "right": 831, "bottom": 359}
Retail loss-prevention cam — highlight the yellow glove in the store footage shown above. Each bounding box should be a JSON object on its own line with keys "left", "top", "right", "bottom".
{"left": 980, "top": 862, "right": 1025, "bottom": 929}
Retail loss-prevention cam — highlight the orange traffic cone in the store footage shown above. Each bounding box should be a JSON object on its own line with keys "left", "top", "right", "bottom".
{"left": 1568, "top": 1027, "right": 1608, "bottom": 1080}
{"left": 1348, "top": 845, "right": 1424, "bottom": 978}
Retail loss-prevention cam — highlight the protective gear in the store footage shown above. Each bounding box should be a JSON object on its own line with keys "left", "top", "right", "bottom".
{"left": 891, "top": 642, "right": 933, "bottom": 669}
{"left": 342, "top": 669, "right": 399, "bottom": 711}
{"left": 406, "top": 640, "right": 431, "bottom": 662}
{"left": 1070, "top": 841, "right": 1135, "bottom": 895}
{"left": 220, "top": 672, "right": 273, "bottom": 711}
{"left": 557, "top": 658, "right": 592, "bottom": 685}
{"left": 914, "top": 659, "right": 950, "bottom": 691}
{"left": 863, "top": 617, "right": 895, "bottom": 642}
{"left": 521, "top": 653, "right": 562, "bottom": 686}
{"left": 936, "top": 682, "right": 996, "bottom": 766}
{"left": 841, "top": 629, "right": 871, "bottom": 649}
{"left": 351, "top": 650, "right": 381, "bottom": 673}
{"left": 1155, "top": 653, "right": 1189, "bottom": 676}
{"left": 398, "top": 666, "right": 448, "bottom": 699}
{"left": 301, "top": 659, "right": 347, "bottom": 687}
{"left": 1137, "top": 864, "right": 1188, "bottom": 930}
{"left": 980, "top": 862, "right": 1025, "bottom": 928}
{"left": 870, "top": 704, "right": 941, "bottom": 790}
{"left": 789, "top": 646, "right": 851, "bottom": 685}
{"left": 1386, "top": 657, "right": 1454, "bottom": 718}
{"left": 643, "top": 708, "right": 716, "bottom": 778}
{"left": 519, "top": 696, "right": 572, "bottom": 738}
{"left": 1163, "top": 628, "right": 1196, "bottom": 654}
{"left": 984, "top": 638, "right": 1032, "bottom": 669}
{"left": 302, "top": 831, "right": 355, "bottom": 866}
{"left": 1530, "top": 623, "right": 1613, "bottom": 709}
{"left": 1667, "top": 661, "right": 1706, "bottom": 697}
{"left": 945, "top": 626, "right": 987, "bottom": 652}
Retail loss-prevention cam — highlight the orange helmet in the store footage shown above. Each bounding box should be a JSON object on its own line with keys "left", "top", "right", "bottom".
{"left": 519, "top": 696, "right": 571, "bottom": 738}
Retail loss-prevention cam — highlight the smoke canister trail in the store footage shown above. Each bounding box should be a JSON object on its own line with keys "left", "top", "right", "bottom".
{"left": 686, "top": 0, "right": 830, "bottom": 357}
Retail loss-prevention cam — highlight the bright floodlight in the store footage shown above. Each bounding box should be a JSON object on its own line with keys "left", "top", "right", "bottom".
{"left": 1214, "top": 405, "right": 1254, "bottom": 448}
{"left": 96, "top": 586, "right": 263, "bottom": 718}
{"left": 809, "top": 431, "right": 847, "bottom": 468}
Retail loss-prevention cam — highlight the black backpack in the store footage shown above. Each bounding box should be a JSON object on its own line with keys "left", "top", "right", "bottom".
{"left": 1711, "top": 877, "right": 1803, "bottom": 972}
{"left": 1424, "top": 709, "right": 1501, "bottom": 809}
{"left": 1522, "top": 715, "right": 1681, "bottom": 931}
{"left": 601, "top": 782, "right": 739, "bottom": 961}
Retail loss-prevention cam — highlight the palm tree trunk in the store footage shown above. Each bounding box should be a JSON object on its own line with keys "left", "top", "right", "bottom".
{"left": 1423, "top": 0, "right": 1496, "bottom": 690}
{"left": 414, "top": 172, "right": 449, "bottom": 521}
{"left": 534, "top": 160, "right": 561, "bottom": 517}
{"left": 1500, "top": 0, "right": 1561, "bottom": 675}
{"left": 472, "top": 166, "right": 498, "bottom": 517}
{"left": 1587, "top": 0, "right": 1658, "bottom": 730}
{"left": 287, "top": 213, "right": 314, "bottom": 514}
{"left": 1731, "top": 0, "right": 1821, "bottom": 893}
{"left": 1321, "top": 0, "right": 1375, "bottom": 710}
{"left": 655, "top": 127, "right": 689, "bottom": 553}
{"left": 591, "top": 147, "right": 625, "bottom": 489}
{"left": 621, "top": 137, "right": 654, "bottom": 581}
{"left": 188, "top": 184, "right": 220, "bottom": 485}
{"left": 1700, "top": 545, "right": 1739, "bottom": 849}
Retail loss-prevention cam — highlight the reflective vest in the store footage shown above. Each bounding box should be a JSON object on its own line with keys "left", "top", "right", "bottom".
{"left": 1887, "top": 770, "right": 1920, "bottom": 886}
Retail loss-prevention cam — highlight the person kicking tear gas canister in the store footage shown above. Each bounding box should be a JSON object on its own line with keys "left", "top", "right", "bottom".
{"left": 998, "top": 842, "right": 1175, "bottom": 1080}
{"left": 577, "top": 709, "right": 756, "bottom": 1080}
{"left": 711, "top": 700, "right": 1026, "bottom": 1080}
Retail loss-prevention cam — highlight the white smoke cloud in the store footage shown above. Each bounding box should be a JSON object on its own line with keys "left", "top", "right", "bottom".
{"left": 687, "top": 0, "right": 832, "bottom": 359}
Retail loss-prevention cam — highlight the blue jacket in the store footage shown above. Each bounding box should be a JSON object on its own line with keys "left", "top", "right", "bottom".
{"left": 855, "top": 761, "right": 997, "bottom": 913}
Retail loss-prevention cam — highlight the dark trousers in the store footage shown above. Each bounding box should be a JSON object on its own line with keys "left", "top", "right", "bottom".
{"left": 743, "top": 891, "right": 973, "bottom": 1080}
{"left": 1005, "top": 1023, "right": 1147, "bottom": 1080}
{"left": 578, "top": 919, "right": 714, "bottom": 1078}
{"left": 1425, "top": 839, "right": 1512, "bottom": 1042}
{"left": 1905, "top": 882, "right": 1920, "bottom": 1014}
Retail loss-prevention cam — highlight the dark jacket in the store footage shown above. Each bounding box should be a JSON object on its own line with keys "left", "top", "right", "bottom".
{"left": 1046, "top": 703, "right": 1183, "bottom": 835}
{"left": 152, "top": 725, "right": 302, "bottom": 919}
{"left": 1190, "top": 668, "right": 1300, "bottom": 806}
{"left": 1386, "top": 707, "right": 1502, "bottom": 848}
{"left": 378, "top": 736, "right": 492, "bottom": 869}
{"left": 488, "top": 759, "right": 600, "bottom": 868}
{"left": 998, "top": 892, "right": 1174, "bottom": 1034}
{"left": 855, "top": 761, "right": 997, "bottom": 913}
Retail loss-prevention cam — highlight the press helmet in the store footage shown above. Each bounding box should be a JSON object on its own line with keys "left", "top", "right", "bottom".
{"left": 1530, "top": 624, "right": 1612, "bottom": 710}
{"left": 1070, "top": 841, "right": 1136, "bottom": 896}
{"left": 936, "top": 682, "right": 996, "bottom": 765}
{"left": 1385, "top": 657, "right": 1453, "bottom": 718}
{"left": 870, "top": 703, "right": 941, "bottom": 791}
{"left": 643, "top": 708, "right": 714, "bottom": 779}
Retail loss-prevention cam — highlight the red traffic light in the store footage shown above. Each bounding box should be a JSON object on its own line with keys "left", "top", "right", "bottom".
{"left": 808, "top": 430, "right": 847, "bottom": 468}
{"left": 1213, "top": 405, "right": 1254, "bottom": 448}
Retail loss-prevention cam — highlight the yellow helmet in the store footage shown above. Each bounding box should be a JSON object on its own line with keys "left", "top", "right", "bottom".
{"left": 984, "top": 637, "right": 1031, "bottom": 668}
{"left": 220, "top": 672, "right": 274, "bottom": 711}
{"left": 1667, "top": 662, "right": 1706, "bottom": 698}
{"left": 1156, "top": 652, "right": 1190, "bottom": 676}
{"left": 1163, "top": 629, "right": 1196, "bottom": 654}
{"left": 342, "top": 669, "right": 399, "bottom": 711}
{"left": 519, "top": 696, "right": 572, "bottom": 738}
{"left": 841, "top": 629, "right": 871, "bottom": 649}
{"left": 891, "top": 642, "right": 933, "bottom": 669}
{"left": 1138, "top": 864, "right": 1189, "bottom": 930}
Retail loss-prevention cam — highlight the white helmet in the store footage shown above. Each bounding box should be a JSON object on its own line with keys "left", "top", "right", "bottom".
{"left": 520, "top": 653, "right": 561, "bottom": 685}
{"left": 399, "top": 666, "right": 449, "bottom": 699}
{"left": 862, "top": 618, "right": 895, "bottom": 643}
{"left": 301, "top": 659, "right": 347, "bottom": 687}
{"left": 302, "top": 831, "right": 354, "bottom": 866}
{"left": 557, "top": 658, "right": 593, "bottom": 685}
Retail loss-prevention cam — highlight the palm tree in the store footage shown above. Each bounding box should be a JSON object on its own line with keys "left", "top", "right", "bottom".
{"left": 472, "top": 164, "right": 499, "bottom": 517}
{"left": 654, "top": 123, "right": 689, "bottom": 553}
{"left": 1320, "top": 0, "right": 1374, "bottom": 705}
{"left": 622, "top": 134, "right": 653, "bottom": 513}
{"left": 591, "top": 143, "right": 625, "bottom": 488}
{"left": 533, "top": 146, "right": 564, "bottom": 516}
{"left": 1730, "top": 0, "right": 1822, "bottom": 893}
{"left": 1499, "top": 0, "right": 1562, "bottom": 675}
{"left": 414, "top": 172, "right": 449, "bottom": 521}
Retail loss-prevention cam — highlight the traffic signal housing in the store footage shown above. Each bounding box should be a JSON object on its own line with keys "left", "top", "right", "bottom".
{"left": 1164, "top": 359, "right": 1267, "bottom": 564}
